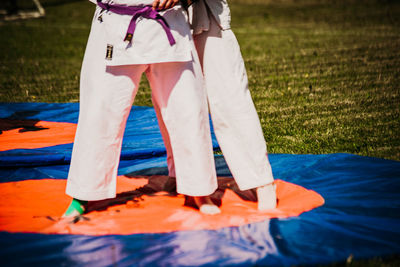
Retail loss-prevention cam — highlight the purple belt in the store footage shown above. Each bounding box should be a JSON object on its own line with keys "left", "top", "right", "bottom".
{"left": 97, "top": 0, "right": 176, "bottom": 46}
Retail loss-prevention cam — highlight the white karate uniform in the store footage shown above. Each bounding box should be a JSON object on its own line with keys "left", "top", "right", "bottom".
{"left": 153, "top": 0, "right": 274, "bottom": 191}
{"left": 66, "top": 1, "right": 218, "bottom": 201}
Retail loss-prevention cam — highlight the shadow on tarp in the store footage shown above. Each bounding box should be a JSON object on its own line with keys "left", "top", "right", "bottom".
{"left": 0, "top": 118, "right": 48, "bottom": 134}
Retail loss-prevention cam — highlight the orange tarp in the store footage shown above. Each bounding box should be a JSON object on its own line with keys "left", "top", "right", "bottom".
{"left": 0, "top": 176, "right": 324, "bottom": 235}
{"left": 0, "top": 119, "right": 76, "bottom": 151}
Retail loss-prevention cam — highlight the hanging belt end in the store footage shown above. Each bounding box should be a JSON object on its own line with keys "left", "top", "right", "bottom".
{"left": 124, "top": 33, "right": 133, "bottom": 43}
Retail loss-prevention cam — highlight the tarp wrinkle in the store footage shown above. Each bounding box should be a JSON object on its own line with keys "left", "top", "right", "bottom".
{"left": 0, "top": 103, "right": 399, "bottom": 267}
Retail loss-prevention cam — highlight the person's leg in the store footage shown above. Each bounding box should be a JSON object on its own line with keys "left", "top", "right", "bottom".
{"left": 194, "top": 17, "right": 276, "bottom": 210}
{"left": 67, "top": 62, "right": 145, "bottom": 195}
{"left": 64, "top": 8, "right": 146, "bottom": 216}
{"left": 151, "top": 94, "right": 176, "bottom": 178}
{"left": 152, "top": 77, "right": 220, "bottom": 214}
{"left": 147, "top": 57, "right": 220, "bottom": 214}
{"left": 64, "top": 64, "right": 144, "bottom": 216}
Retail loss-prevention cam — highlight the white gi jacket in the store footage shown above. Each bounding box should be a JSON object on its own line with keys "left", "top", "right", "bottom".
{"left": 89, "top": 0, "right": 193, "bottom": 65}
{"left": 189, "top": 0, "right": 231, "bottom": 35}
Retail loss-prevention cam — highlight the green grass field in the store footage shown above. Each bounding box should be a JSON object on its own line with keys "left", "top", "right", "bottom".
{"left": 1, "top": 0, "right": 399, "bottom": 162}
{"left": 1, "top": 0, "right": 399, "bottom": 161}
{"left": 231, "top": 0, "right": 400, "bottom": 162}
{"left": 0, "top": 0, "right": 399, "bottom": 265}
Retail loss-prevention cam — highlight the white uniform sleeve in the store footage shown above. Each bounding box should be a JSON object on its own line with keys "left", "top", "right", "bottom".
{"left": 188, "top": 0, "right": 211, "bottom": 35}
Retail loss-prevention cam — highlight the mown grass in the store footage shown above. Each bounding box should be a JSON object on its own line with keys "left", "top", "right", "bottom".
{"left": 230, "top": 0, "right": 400, "bottom": 161}
{"left": 0, "top": 0, "right": 399, "bottom": 265}
{"left": 1, "top": 0, "right": 398, "bottom": 161}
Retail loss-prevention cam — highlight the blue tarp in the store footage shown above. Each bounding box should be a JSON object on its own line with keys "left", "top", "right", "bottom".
{"left": 1, "top": 103, "right": 400, "bottom": 266}
{"left": 0, "top": 102, "right": 218, "bottom": 180}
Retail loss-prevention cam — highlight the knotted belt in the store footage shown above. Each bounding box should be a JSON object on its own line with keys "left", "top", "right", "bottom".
{"left": 97, "top": 0, "right": 176, "bottom": 46}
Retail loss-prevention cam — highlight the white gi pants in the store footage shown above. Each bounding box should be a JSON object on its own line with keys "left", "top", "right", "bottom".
{"left": 66, "top": 8, "right": 217, "bottom": 201}
{"left": 154, "top": 16, "right": 274, "bottom": 191}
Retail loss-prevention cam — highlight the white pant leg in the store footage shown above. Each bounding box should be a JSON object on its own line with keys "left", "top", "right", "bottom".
{"left": 147, "top": 58, "right": 217, "bottom": 196}
{"left": 194, "top": 17, "right": 274, "bottom": 190}
{"left": 66, "top": 12, "right": 146, "bottom": 201}
{"left": 67, "top": 7, "right": 217, "bottom": 200}
{"left": 151, "top": 94, "right": 176, "bottom": 177}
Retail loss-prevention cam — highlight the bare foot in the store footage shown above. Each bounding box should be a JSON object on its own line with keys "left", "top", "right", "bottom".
{"left": 257, "top": 182, "right": 277, "bottom": 210}
{"left": 193, "top": 196, "right": 221, "bottom": 215}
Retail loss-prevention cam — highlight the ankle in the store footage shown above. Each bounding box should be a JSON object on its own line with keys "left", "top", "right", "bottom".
{"left": 257, "top": 182, "right": 277, "bottom": 210}
{"left": 63, "top": 198, "right": 88, "bottom": 218}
